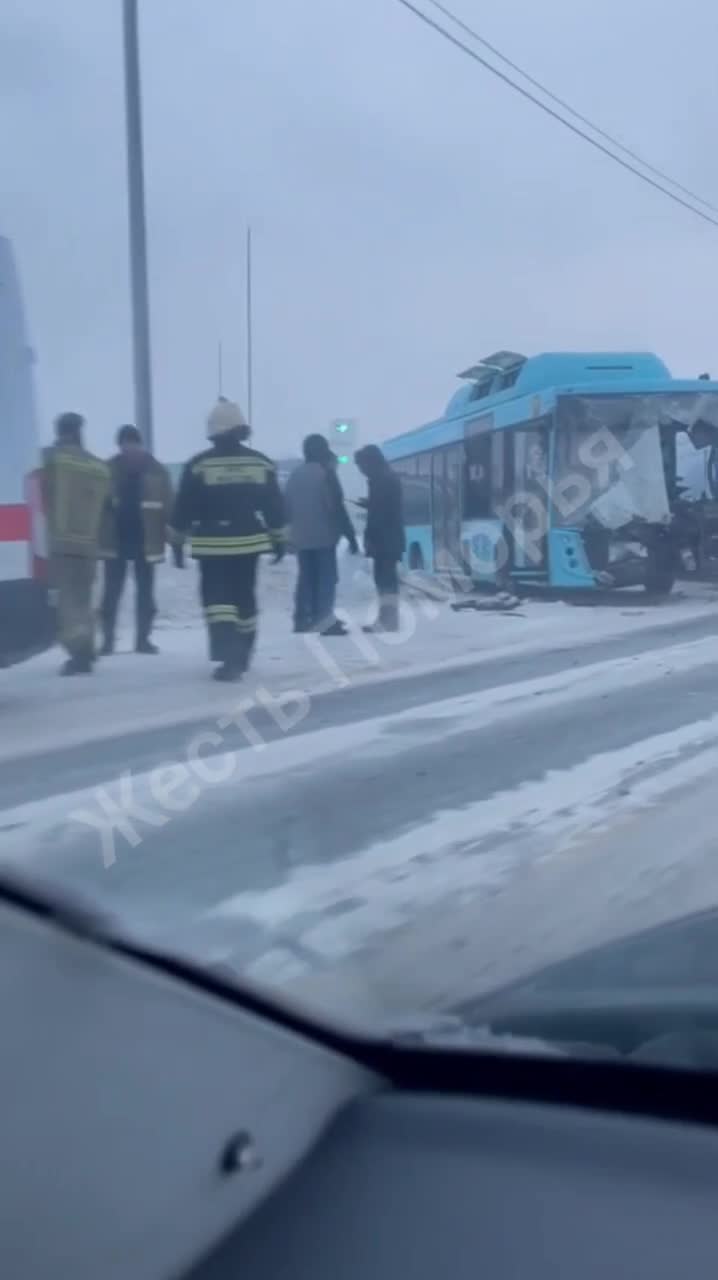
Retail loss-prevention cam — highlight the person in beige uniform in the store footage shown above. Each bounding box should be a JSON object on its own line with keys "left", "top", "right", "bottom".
{"left": 42, "top": 412, "right": 109, "bottom": 675}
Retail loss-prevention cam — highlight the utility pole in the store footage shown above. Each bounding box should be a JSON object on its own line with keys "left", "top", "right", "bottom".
{"left": 122, "top": 0, "right": 154, "bottom": 452}
{"left": 246, "top": 225, "right": 253, "bottom": 424}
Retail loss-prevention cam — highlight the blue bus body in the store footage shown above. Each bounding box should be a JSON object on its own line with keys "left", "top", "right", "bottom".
{"left": 382, "top": 351, "right": 718, "bottom": 593}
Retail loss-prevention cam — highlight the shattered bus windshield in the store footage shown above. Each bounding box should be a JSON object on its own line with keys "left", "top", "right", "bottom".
{"left": 554, "top": 392, "right": 718, "bottom": 531}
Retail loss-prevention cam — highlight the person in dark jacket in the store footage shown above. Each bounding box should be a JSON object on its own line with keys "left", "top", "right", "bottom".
{"left": 98, "top": 425, "right": 174, "bottom": 655}
{"left": 355, "top": 445, "right": 405, "bottom": 633}
{"left": 171, "top": 398, "right": 286, "bottom": 681}
{"left": 284, "top": 434, "right": 358, "bottom": 635}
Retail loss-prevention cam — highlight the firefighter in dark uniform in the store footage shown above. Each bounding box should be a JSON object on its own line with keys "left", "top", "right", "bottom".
{"left": 171, "top": 398, "right": 286, "bottom": 681}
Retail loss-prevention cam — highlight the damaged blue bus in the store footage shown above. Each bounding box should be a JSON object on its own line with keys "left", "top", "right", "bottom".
{"left": 382, "top": 351, "right": 718, "bottom": 594}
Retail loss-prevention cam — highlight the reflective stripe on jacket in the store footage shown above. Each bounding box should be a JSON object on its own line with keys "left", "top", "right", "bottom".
{"left": 171, "top": 439, "right": 287, "bottom": 558}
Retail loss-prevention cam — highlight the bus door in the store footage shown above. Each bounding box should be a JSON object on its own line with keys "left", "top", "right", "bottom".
{"left": 504, "top": 422, "right": 550, "bottom": 576}
{"left": 431, "top": 445, "right": 463, "bottom": 572}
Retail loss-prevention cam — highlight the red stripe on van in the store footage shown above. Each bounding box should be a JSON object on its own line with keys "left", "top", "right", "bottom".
{"left": 0, "top": 504, "right": 31, "bottom": 541}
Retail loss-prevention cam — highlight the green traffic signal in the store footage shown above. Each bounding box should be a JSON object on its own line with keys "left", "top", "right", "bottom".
{"left": 331, "top": 419, "right": 356, "bottom": 458}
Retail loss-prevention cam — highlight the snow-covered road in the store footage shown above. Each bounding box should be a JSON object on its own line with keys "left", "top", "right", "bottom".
{"left": 3, "top": 561, "right": 718, "bottom": 1026}
{"left": 4, "top": 559, "right": 718, "bottom": 760}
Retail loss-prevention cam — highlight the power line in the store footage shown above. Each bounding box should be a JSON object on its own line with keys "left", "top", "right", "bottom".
{"left": 425, "top": 0, "right": 718, "bottom": 216}
{"left": 393, "top": 0, "right": 718, "bottom": 229}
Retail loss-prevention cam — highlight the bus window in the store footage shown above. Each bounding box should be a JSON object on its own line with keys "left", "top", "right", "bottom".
{"left": 490, "top": 432, "right": 506, "bottom": 512}
{"left": 416, "top": 454, "right": 432, "bottom": 524}
{"left": 393, "top": 456, "right": 415, "bottom": 487}
{"left": 465, "top": 433, "right": 491, "bottom": 519}
{"left": 433, "top": 445, "right": 463, "bottom": 571}
{"left": 394, "top": 456, "right": 416, "bottom": 477}
{"left": 431, "top": 451, "right": 446, "bottom": 571}
{"left": 511, "top": 428, "right": 549, "bottom": 569}
{"left": 514, "top": 429, "right": 549, "bottom": 494}
{"left": 401, "top": 455, "right": 431, "bottom": 526}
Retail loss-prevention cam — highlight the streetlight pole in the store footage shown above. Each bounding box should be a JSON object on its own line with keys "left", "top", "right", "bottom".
{"left": 122, "top": 0, "right": 154, "bottom": 452}
{"left": 246, "top": 225, "right": 253, "bottom": 424}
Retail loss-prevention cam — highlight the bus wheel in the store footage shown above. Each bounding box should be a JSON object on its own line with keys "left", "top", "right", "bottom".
{"left": 408, "top": 543, "right": 425, "bottom": 571}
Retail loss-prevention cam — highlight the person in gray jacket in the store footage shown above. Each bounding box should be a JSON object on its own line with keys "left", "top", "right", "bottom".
{"left": 284, "top": 434, "right": 358, "bottom": 635}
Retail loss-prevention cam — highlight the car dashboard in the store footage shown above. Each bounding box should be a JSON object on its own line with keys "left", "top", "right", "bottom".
{"left": 2, "top": 873, "right": 718, "bottom": 1280}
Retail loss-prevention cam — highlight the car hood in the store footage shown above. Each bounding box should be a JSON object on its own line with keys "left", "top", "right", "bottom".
{"left": 391, "top": 906, "right": 718, "bottom": 1069}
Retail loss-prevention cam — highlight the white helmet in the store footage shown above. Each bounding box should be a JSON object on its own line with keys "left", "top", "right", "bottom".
{"left": 207, "top": 397, "right": 248, "bottom": 438}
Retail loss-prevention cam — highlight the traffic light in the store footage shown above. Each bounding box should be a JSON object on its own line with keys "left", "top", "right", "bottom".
{"left": 331, "top": 418, "right": 357, "bottom": 462}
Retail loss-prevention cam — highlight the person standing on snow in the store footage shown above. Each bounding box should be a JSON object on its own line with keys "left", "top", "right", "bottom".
{"left": 170, "top": 397, "right": 286, "bottom": 681}
{"left": 284, "top": 433, "right": 358, "bottom": 635}
{"left": 98, "top": 424, "right": 174, "bottom": 655}
{"left": 42, "top": 412, "right": 110, "bottom": 675}
{"left": 355, "top": 445, "right": 405, "bottom": 633}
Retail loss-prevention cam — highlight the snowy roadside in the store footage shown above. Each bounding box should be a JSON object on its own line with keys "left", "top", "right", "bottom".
{"left": 2, "top": 553, "right": 718, "bottom": 762}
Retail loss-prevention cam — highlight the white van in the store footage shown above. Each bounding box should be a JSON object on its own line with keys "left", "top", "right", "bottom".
{"left": 0, "top": 237, "right": 54, "bottom": 666}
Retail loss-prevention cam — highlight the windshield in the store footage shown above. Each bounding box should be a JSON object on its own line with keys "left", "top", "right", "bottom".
{"left": 4, "top": 0, "right": 718, "bottom": 1073}
{"left": 553, "top": 392, "right": 718, "bottom": 530}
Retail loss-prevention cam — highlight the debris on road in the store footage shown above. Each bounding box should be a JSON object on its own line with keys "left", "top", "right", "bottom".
{"left": 450, "top": 592, "right": 522, "bottom": 614}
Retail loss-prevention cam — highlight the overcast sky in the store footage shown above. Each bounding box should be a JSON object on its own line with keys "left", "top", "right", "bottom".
{"left": 2, "top": 0, "right": 717, "bottom": 461}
